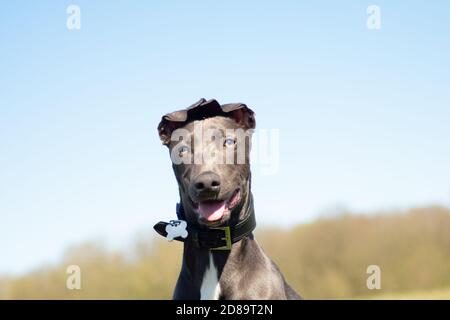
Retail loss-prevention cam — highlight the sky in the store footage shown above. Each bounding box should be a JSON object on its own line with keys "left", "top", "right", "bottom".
{"left": 0, "top": 1, "right": 449, "bottom": 275}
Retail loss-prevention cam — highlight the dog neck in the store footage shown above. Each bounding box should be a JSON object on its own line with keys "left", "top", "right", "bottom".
{"left": 179, "top": 192, "right": 255, "bottom": 299}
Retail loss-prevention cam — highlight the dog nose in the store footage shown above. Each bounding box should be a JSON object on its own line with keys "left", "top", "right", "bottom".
{"left": 193, "top": 172, "right": 221, "bottom": 193}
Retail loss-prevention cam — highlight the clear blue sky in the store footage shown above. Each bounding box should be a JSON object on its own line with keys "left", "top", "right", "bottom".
{"left": 1, "top": 1, "right": 449, "bottom": 275}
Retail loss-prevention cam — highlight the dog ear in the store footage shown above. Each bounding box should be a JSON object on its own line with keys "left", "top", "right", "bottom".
{"left": 224, "top": 104, "right": 255, "bottom": 130}
{"left": 158, "top": 99, "right": 213, "bottom": 146}
{"left": 158, "top": 119, "right": 183, "bottom": 146}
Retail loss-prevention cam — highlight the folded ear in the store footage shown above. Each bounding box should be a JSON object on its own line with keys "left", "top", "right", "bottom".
{"left": 157, "top": 98, "right": 218, "bottom": 146}
{"left": 222, "top": 103, "right": 256, "bottom": 130}
{"left": 157, "top": 119, "right": 183, "bottom": 146}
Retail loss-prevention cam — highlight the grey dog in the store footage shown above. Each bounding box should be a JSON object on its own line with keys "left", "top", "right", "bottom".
{"left": 154, "top": 98, "right": 301, "bottom": 300}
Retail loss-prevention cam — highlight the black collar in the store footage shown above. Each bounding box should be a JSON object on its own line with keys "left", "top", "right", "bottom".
{"left": 153, "top": 203, "right": 256, "bottom": 251}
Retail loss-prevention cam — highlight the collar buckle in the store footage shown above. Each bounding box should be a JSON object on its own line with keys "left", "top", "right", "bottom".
{"left": 210, "top": 226, "right": 232, "bottom": 251}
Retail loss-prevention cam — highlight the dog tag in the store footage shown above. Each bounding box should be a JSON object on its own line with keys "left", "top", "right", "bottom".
{"left": 165, "top": 220, "right": 188, "bottom": 241}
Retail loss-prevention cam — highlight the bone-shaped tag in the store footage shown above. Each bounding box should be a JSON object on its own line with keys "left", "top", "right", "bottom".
{"left": 165, "top": 220, "right": 188, "bottom": 241}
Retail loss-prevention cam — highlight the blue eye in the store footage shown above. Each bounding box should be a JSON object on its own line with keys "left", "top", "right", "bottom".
{"left": 178, "top": 145, "right": 190, "bottom": 157}
{"left": 224, "top": 137, "right": 236, "bottom": 147}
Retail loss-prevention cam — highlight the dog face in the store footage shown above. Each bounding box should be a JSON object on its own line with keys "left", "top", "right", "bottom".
{"left": 158, "top": 100, "right": 255, "bottom": 227}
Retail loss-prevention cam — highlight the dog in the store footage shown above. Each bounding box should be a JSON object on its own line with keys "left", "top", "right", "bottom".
{"left": 154, "top": 98, "right": 301, "bottom": 300}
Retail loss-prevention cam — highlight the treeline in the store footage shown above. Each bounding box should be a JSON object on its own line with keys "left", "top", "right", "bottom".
{"left": 1, "top": 206, "right": 450, "bottom": 299}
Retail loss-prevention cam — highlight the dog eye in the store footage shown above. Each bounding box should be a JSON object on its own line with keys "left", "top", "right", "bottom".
{"left": 178, "top": 145, "right": 190, "bottom": 157}
{"left": 224, "top": 137, "right": 236, "bottom": 148}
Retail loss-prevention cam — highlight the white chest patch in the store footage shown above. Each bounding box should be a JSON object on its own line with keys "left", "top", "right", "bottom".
{"left": 200, "top": 253, "right": 221, "bottom": 300}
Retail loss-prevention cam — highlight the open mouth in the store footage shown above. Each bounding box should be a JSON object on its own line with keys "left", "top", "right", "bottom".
{"left": 192, "top": 189, "right": 241, "bottom": 222}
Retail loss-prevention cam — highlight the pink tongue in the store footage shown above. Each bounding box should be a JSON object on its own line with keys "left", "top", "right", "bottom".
{"left": 198, "top": 201, "right": 226, "bottom": 221}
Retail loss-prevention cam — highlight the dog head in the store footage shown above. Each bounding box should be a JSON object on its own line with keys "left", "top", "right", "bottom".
{"left": 158, "top": 98, "right": 255, "bottom": 227}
